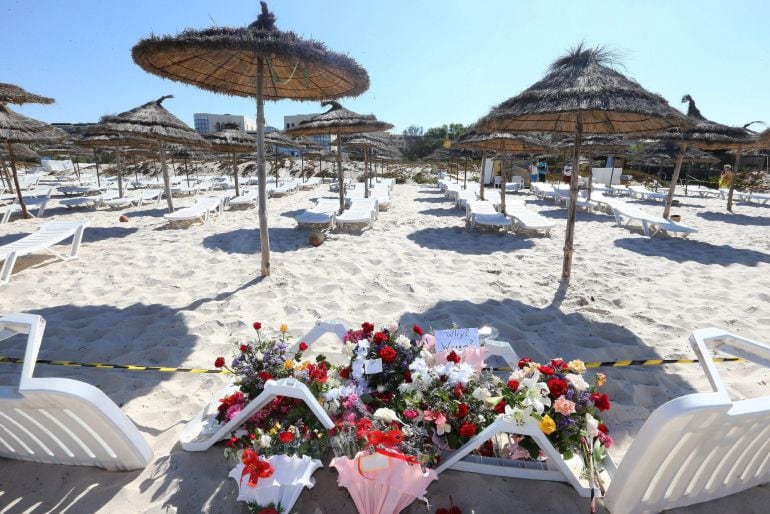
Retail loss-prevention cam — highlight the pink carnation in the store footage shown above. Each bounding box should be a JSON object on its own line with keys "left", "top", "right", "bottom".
{"left": 403, "top": 409, "right": 419, "bottom": 420}
{"left": 553, "top": 396, "right": 576, "bottom": 416}
{"left": 226, "top": 404, "right": 243, "bottom": 421}
{"left": 598, "top": 432, "right": 613, "bottom": 449}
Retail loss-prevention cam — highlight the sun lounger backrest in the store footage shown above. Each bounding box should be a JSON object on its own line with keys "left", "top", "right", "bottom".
{"left": 605, "top": 328, "right": 770, "bottom": 514}
{"left": 0, "top": 313, "right": 152, "bottom": 470}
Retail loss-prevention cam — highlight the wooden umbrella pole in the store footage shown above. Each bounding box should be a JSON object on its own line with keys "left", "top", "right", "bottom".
{"left": 94, "top": 149, "right": 101, "bottom": 187}
{"left": 301, "top": 150, "right": 304, "bottom": 183}
{"left": 7, "top": 142, "right": 29, "bottom": 219}
{"left": 364, "top": 146, "right": 370, "bottom": 198}
{"left": 159, "top": 140, "right": 173, "bottom": 212}
{"left": 185, "top": 156, "right": 190, "bottom": 187}
{"left": 256, "top": 56, "right": 270, "bottom": 277}
{"left": 116, "top": 149, "right": 124, "bottom": 198}
{"left": 233, "top": 152, "right": 240, "bottom": 197}
{"left": 562, "top": 113, "right": 583, "bottom": 280}
{"left": 479, "top": 152, "right": 486, "bottom": 201}
{"left": 663, "top": 143, "right": 687, "bottom": 219}
{"left": 274, "top": 144, "right": 279, "bottom": 187}
{"left": 0, "top": 155, "right": 13, "bottom": 194}
{"left": 336, "top": 128, "right": 344, "bottom": 214}
{"left": 586, "top": 150, "right": 594, "bottom": 201}
{"left": 726, "top": 148, "right": 742, "bottom": 212}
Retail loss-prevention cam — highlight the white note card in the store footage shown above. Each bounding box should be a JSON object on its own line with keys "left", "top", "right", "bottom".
{"left": 364, "top": 358, "right": 383, "bottom": 374}
{"left": 434, "top": 328, "right": 480, "bottom": 351}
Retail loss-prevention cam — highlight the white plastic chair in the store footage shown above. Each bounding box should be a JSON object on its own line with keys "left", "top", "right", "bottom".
{"left": 164, "top": 196, "right": 224, "bottom": 225}
{"left": 0, "top": 313, "right": 153, "bottom": 470}
{"left": 1, "top": 220, "right": 89, "bottom": 284}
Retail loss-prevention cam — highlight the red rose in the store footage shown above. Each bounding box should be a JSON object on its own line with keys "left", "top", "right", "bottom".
{"left": 413, "top": 324, "right": 424, "bottom": 336}
{"left": 518, "top": 357, "right": 532, "bottom": 369}
{"left": 480, "top": 440, "right": 494, "bottom": 457}
{"left": 379, "top": 346, "right": 398, "bottom": 363}
{"left": 259, "top": 371, "right": 273, "bottom": 381}
{"left": 404, "top": 371, "right": 412, "bottom": 383}
{"left": 456, "top": 403, "right": 469, "bottom": 418}
{"left": 494, "top": 400, "right": 507, "bottom": 414}
{"left": 226, "top": 436, "right": 238, "bottom": 448}
{"left": 373, "top": 331, "right": 389, "bottom": 344}
{"left": 299, "top": 341, "right": 308, "bottom": 351}
{"left": 591, "top": 393, "right": 611, "bottom": 411}
{"left": 446, "top": 351, "right": 461, "bottom": 364}
{"left": 453, "top": 384, "right": 464, "bottom": 398}
{"left": 258, "top": 508, "right": 279, "bottom": 514}
{"left": 459, "top": 422, "right": 477, "bottom": 437}
{"left": 214, "top": 357, "right": 225, "bottom": 368}
{"left": 538, "top": 365, "right": 555, "bottom": 376}
{"left": 550, "top": 358, "right": 568, "bottom": 370}
{"left": 547, "top": 378, "right": 568, "bottom": 397}
{"left": 240, "top": 344, "right": 249, "bottom": 353}
{"left": 507, "top": 379, "right": 519, "bottom": 391}
{"left": 252, "top": 322, "right": 262, "bottom": 331}
{"left": 373, "top": 391, "right": 394, "bottom": 404}
{"left": 278, "top": 431, "right": 294, "bottom": 443}
{"left": 598, "top": 423, "right": 609, "bottom": 434}
{"left": 249, "top": 433, "right": 257, "bottom": 440}
{"left": 338, "top": 366, "right": 351, "bottom": 379}
{"left": 361, "top": 322, "right": 375, "bottom": 333}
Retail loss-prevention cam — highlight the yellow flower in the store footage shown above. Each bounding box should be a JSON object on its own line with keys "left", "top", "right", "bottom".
{"left": 280, "top": 324, "right": 288, "bottom": 333}
{"left": 539, "top": 415, "right": 557, "bottom": 435}
{"left": 596, "top": 373, "right": 606, "bottom": 387}
{"left": 301, "top": 361, "right": 311, "bottom": 370}
{"left": 269, "top": 428, "right": 278, "bottom": 435}
{"left": 284, "top": 359, "right": 294, "bottom": 370}
{"left": 568, "top": 359, "right": 586, "bottom": 374}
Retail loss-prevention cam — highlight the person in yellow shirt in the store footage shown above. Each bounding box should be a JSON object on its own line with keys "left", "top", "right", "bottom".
{"left": 719, "top": 164, "right": 733, "bottom": 189}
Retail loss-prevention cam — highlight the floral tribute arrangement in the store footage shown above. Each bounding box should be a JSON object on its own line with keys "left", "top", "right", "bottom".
{"left": 213, "top": 321, "right": 613, "bottom": 514}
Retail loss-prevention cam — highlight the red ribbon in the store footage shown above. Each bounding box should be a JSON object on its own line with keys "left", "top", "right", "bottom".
{"left": 361, "top": 429, "right": 419, "bottom": 468}
{"left": 241, "top": 449, "right": 274, "bottom": 487}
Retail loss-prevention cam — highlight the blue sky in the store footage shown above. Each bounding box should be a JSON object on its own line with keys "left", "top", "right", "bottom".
{"left": 4, "top": 0, "right": 769, "bottom": 134}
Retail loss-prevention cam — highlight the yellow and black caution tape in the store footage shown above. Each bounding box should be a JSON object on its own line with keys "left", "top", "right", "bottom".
{"left": 0, "top": 356, "right": 232, "bottom": 374}
{"left": 0, "top": 355, "right": 746, "bottom": 374}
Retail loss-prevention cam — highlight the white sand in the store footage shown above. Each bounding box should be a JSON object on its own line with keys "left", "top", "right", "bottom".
{"left": 2, "top": 171, "right": 770, "bottom": 513}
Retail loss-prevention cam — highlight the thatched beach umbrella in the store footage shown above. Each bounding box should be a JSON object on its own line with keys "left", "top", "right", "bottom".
{"left": 556, "top": 135, "right": 632, "bottom": 197}
{"left": 0, "top": 103, "right": 67, "bottom": 217}
{"left": 286, "top": 101, "right": 393, "bottom": 213}
{"left": 263, "top": 130, "right": 299, "bottom": 187}
{"left": 454, "top": 130, "right": 549, "bottom": 212}
{"left": 661, "top": 95, "right": 761, "bottom": 214}
{"left": 90, "top": 95, "right": 207, "bottom": 212}
{"left": 344, "top": 133, "right": 391, "bottom": 196}
{"left": 203, "top": 124, "right": 255, "bottom": 196}
{"left": 0, "top": 83, "right": 54, "bottom": 106}
{"left": 293, "top": 136, "right": 321, "bottom": 183}
{"left": 477, "top": 45, "right": 688, "bottom": 280}
{"left": 0, "top": 143, "right": 39, "bottom": 191}
{"left": 79, "top": 132, "right": 154, "bottom": 196}
{"left": 132, "top": 2, "right": 369, "bottom": 277}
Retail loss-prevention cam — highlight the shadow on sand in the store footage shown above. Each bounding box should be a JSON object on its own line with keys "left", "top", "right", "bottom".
{"left": 408, "top": 226, "right": 535, "bottom": 254}
{"left": 615, "top": 237, "right": 770, "bottom": 266}
{"left": 202, "top": 227, "right": 308, "bottom": 254}
{"left": 697, "top": 210, "right": 770, "bottom": 227}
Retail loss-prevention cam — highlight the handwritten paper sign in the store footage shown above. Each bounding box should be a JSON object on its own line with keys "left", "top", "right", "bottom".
{"left": 364, "top": 358, "right": 383, "bottom": 374}
{"left": 434, "top": 328, "right": 480, "bottom": 352}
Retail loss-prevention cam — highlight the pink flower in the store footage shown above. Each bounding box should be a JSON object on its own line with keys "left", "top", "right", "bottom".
{"left": 553, "top": 396, "right": 576, "bottom": 416}
{"left": 343, "top": 411, "right": 358, "bottom": 422}
{"left": 422, "top": 334, "right": 436, "bottom": 350}
{"left": 342, "top": 394, "right": 359, "bottom": 410}
{"left": 598, "top": 432, "right": 613, "bottom": 449}
{"left": 226, "top": 404, "right": 243, "bottom": 421}
{"left": 403, "top": 409, "right": 419, "bottom": 420}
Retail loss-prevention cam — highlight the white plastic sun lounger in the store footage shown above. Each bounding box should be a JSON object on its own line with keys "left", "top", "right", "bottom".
{"left": 612, "top": 202, "right": 697, "bottom": 238}
{"left": 228, "top": 191, "right": 258, "bottom": 209}
{"left": 0, "top": 220, "right": 89, "bottom": 284}
{"left": 686, "top": 185, "right": 720, "bottom": 198}
{"left": 8, "top": 187, "right": 54, "bottom": 218}
{"left": 102, "top": 189, "right": 163, "bottom": 209}
{"left": 299, "top": 177, "right": 321, "bottom": 190}
{"left": 0, "top": 313, "right": 152, "bottom": 470}
{"left": 747, "top": 192, "right": 770, "bottom": 205}
{"left": 466, "top": 200, "right": 512, "bottom": 231}
{"left": 295, "top": 198, "right": 338, "bottom": 229}
{"left": 1, "top": 204, "right": 21, "bottom": 224}
{"left": 336, "top": 198, "right": 377, "bottom": 231}
{"left": 508, "top": 204, "right": 555, "bottom": 236}
{"left": 164, "top": 196, "right": 224, "bottom": 225}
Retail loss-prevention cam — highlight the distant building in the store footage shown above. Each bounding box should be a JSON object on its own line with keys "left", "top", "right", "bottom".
{"left": 193, "top": 113, "right": 256, "bottom": 133}
{"left": 284, "top": 113, "right": 331, "bottom": 151}
{"left": 51, "top": 122, "right": 92, "bottom": 137}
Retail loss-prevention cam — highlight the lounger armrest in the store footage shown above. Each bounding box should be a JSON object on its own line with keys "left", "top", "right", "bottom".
{"left": 0, "top": 313, "right": 46, "bottom": 384}
{"left": 689, "top": 327, "right": 770, "bottom": 394}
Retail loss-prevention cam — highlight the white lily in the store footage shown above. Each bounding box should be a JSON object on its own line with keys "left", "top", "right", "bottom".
{"left": 503, "top": 404, "right": 533, "bottom": 425}
{"left": 373, "top": 407, "right": 401, "bottom": 424}
{"left": 585, "top": 413, "right": 600, "bottom": 438}
{"left": 471, "top": 386, "right": 491, "bottom": 402}
{"left": 520, "top": 371, "right": 551, "bottom": 415}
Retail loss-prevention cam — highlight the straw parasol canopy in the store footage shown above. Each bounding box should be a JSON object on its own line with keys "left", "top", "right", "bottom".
{"left": 286, "top": 100, "right": 393, "bottom": 207}
{"left": 0, "top": 83, "right": 54, "bottom": 106}
{"left": 79, "top": 132, "right": 157, "bottom": 191}
{"left": 132, "top": 2, "right": 370, "bottom": 277}
{"left": 0, "top": 103, "right": 67, "bottom": 217}
{"left": 658, "top": 95, "right": 762, "bottom": 214}
{"left": 344, "top": 134, "right": 393, "bottom": 196}
{"left": 1, "top": 143, "right": 39, "bottom": 162}
{"left": 630, "top": 140, "right": 719, "bottom": 166}
{"left": 454, "top": 130, "right": 550, "bottom": 210}
{"left": 204, "top": 124, "right": 256, "bottom": 196}
{"left": 90, "top": 95, "right": 207, "bottom": 211}
{"left": 477, "top": 44, "right": 688, "bottom": 280}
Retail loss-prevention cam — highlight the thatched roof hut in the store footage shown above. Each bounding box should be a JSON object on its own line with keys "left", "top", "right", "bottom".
{"left": 0, "top": 143, "right": 39, "bottom": 163}
{"left": 630, "top": 140, "right": 719, "bottom": 166}
{"left": 675, "top": 95, "right": 760, "bottom": 150}
{"left": 0, "top": 83, "right": 54, "bottom": 105}
{"left": 0, "top": 103, "right": 68, "bottom": 144}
